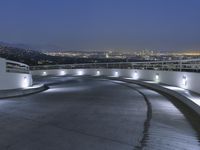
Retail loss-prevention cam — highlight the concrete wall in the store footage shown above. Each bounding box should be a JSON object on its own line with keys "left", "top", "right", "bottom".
{"left": 31, "top": 68, "right": 200, "bottom": 94}
{"left": 0, "top": 58, "right": 32, "bottom": 90}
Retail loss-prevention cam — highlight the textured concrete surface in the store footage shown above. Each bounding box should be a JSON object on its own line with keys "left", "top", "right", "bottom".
{"left": 0, "top": 76, "right": 199, "bottom": 150}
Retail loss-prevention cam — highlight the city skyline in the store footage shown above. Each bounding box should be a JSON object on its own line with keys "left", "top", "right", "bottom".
{"left": 0, "top": 0, "right": 200, "bottom": 51}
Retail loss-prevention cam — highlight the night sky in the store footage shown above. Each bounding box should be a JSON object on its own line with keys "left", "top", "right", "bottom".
{"left": 0, "top": 0, "right": 200, "bottom": 51}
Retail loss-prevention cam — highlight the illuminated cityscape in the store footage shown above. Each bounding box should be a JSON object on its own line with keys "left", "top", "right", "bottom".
{"left": 45, "top": 49, "right": 200, "bottom": 60}
{"left": 1, "top": 44, "right": 200, "bottom": 66}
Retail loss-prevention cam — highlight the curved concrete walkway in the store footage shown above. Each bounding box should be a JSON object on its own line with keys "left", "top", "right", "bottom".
{"left": 0, "top": 76, "right": 199, "bottom": 150}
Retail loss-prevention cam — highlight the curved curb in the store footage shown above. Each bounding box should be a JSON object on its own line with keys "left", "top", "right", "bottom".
{"left": 0, "top": 84, "right": 48, "bottom": 99}
{"left": 111, "top": 81, "right": 152, "bottom": 150}
{"left": 106, "top": 77, "right": 200, "bottom": 116}
{"left": 133, "top": 80, "right": 200, "bottom": 116}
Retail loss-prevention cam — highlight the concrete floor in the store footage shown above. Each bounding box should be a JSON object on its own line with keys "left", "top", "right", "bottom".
{"left": 0, "top": 76, "right": 199, "bottom": 150}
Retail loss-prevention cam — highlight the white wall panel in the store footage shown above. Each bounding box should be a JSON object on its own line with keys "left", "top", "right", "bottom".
{"left": 31, "top": 69, "right": 200, "bottom": 94}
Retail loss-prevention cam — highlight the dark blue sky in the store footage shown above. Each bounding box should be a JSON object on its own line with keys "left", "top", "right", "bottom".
{"left": 0, "top": 0, "right": 200, "bottom": 51}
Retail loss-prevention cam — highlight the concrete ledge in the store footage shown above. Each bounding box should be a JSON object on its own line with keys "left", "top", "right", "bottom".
{"left": 0, "top": 84, "right": 47, "bottom": 99}
{"left": 106, "top": 77, "right": 200, "bottom": 116}
{"left": 31, "top": 68, "right": 200, "bottom": 94}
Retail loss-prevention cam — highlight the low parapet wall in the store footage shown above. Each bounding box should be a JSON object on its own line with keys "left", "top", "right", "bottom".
{"left": 0, "top": 58, "right": 32, "bottom": 90}
{"left": 31, "top": 68, "right": 200, "bottom": 94}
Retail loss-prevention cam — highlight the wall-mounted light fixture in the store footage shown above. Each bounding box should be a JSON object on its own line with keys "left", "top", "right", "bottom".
{"left": 155, "top": 73, "right": 159, "bottom": 81}
{"left": 60, "top": 70, "right": 66, "bottom": 76}
{"left": 133, "top": 71, "right": 138, "bottom": 79}
{"left": 182, "top": 75, "right": 187, "bottom": 86}
{"left": 42, "top": 71, "right": 47, "bottom": 76}
{"left": 114, "top": 71, "right": 119, "bottom": 77}
{"left": 22, "top": 76, "right": 29, "bottom": 88}
{"left": 77, "top": 70, "right": 83, "bottom": 76}
{"left": 96, "top": 71, "right": 100, "bottom": 76}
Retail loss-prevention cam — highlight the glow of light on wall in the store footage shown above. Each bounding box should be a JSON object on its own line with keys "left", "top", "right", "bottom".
{"left": 132, "top": 71, "right": 138, "bottom": 79}
{"left": 114, "top": 71, "right": 119, "bottom": 77}
{"left": 42, "top": 71, "right": 47, "bottom": 76}
{"left": 60, "top": 70, "right": 66, "bottom": 76}
{"left": 187, "top": 97, "right": 200, "bottom": 106}
{"left": 22, "top": 76, "right": 29, "bottom": 88}
{"left": 155, "top": 73, "right": 159, "bottom": 82}
{"left": 77, "top": 70, "right": 83, "bottom": 76}
{"left": 182, "top": 75, "right": 187, "bottom": 87}
{"left": 96, "top": 71, "right": 100, "bottom": 76}
{"left": 162, "top": 85, "right": 186, "bottom": 92}
{"left": 144, "top": 81, "right": 157, "bottom": 84}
